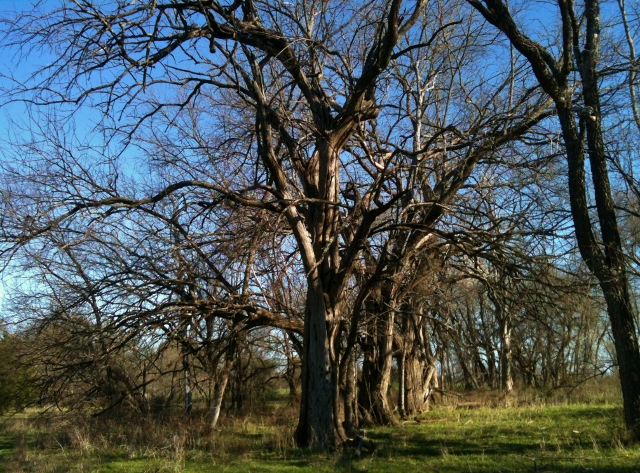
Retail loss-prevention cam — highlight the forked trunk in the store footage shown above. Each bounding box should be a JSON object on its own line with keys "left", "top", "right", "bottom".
{"left": 404, "top": 340, "right": 438, "bottom": 415}
{"left": 467, "top": 0, "right": 640, "bottom": 442}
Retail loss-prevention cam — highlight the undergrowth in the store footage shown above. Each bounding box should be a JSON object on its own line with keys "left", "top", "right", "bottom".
{"left": 1, "top": 383, "right": 639, "bottom": 472}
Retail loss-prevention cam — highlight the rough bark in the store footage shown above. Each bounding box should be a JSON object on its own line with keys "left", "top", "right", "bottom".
{"left": 404, "top": 353, "right": 423, "bottom": 415}
{"left": 342, "top": 349, "right": 358, "bottom": 435}
{"left": 359, "top": 301, "right": 399, "bottom": 426}
{"left": 374, "top": 307, "right": 398, "bottom": 425}
{"left": 294, "top": 282, "right": 347, "bottom": 448}
{"left": 403, "top": 309, "right": 438, "bottom": 415}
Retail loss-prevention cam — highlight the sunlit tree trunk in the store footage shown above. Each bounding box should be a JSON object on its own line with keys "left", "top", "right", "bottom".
{"left": 210, "top": 360, "right": 232, "bottom": 430}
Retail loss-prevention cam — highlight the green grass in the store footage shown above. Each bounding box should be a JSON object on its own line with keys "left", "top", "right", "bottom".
{"left": 1, "top": 404, "right": 639, "bottom": 472}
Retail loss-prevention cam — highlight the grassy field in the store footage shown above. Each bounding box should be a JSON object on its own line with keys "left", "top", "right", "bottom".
{"left": 1, "top": 402, "right": 639, "bottom": 472}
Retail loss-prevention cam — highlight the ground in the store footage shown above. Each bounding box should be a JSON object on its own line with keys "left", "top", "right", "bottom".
{"left": 1, "top": 402, "right": 639, "bottom": 472}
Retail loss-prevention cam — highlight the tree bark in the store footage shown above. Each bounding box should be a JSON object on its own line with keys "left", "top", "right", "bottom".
{"left": 210, "top": 360, "right": 232, "bottom": 430}
{"left": 404, "top": 353, "right": 423, "bottom": 415}
{"left": 183, "top": 352, "right": 192, "bottom": 415}
{"left": 403, "top": 309, "right": 438, "bottom": 415}
{"left": 397, "top": 352, "right": 406, "bottom": 419}
{"left": 342, "top": 349, "right": 358, "bottom": 435}
{"left": 369, "top": 305, "right": 399, "bottom": 425}
{"left": 499, "top": 317, "right": 513, "bottom": 394}
{"left": 294, "top": 283, "right": 345, "bottom": 448}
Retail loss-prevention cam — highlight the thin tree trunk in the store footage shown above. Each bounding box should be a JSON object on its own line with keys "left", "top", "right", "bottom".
{"left": 371, "top": 306, "right": 398, "bottom": 425}
{"left": 283, "top": 332, "right": 299, "bottom": 405}
{"left": 342, "top": 349, "right": 358, "bottom": 435}
{"left": 210, "top": 360, "right": 232, "bottom": 430}
{"left": 422, "top": 361, "right": 438, "bottom": 410}
{"left": 500, "top": 318, "right": 513, "bottom": 394}
{"left": 358, "top": 317, "right": 377, "bottom": 426}
{"left": 183, "top": 353, "right": 192, "bottom": 415}
{"left": 398, "top": 352, "right": 406, "bottom": 419}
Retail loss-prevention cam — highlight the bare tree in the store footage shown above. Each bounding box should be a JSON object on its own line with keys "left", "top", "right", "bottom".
{"left": 3, "top": 0, "right": 617, "bottom": 449}
{"left": 0, "top": 0, "right": 452, "bottom": 448}
{"left": 465, "top": 0, "right": 640, "bottom": 440}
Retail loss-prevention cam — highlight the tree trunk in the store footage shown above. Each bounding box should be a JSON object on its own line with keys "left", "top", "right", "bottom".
{"left": 601, "top": 279, "right": 640, "bottom": 440}
{"left": 403, "top": 309, "right": 436, "bottom": 416}
{"left": 404, "top": 353, "right": 423, "bottom": 415}
{"left": 342, "top": 348, "right": 358, "bottom": 435}
{"left": 358, "top": 299, "right": 398, "bottom": 425}
{"left": 397, "top": 352, "right": 406, "bottom": 419}
{"left": 295, "top": 284, "right": 341, "bottom": 448}
{"left": 370, "top": 307, "right": 399, "bottom": 425}
{"left": 283, "top": 332, "right": 299, "bottom": 405}
{"left": 183, "top": 353, "right": 192, "bottom": 415}
{"left": 422, "top": 360, "right": 439, "bottom": 410}
{"left": 499, "top": 317, "right": 513, "bottom": 394}
{"left": 210, "top": 360, "right": 232, "bottom": 430}
{"left": 358, "top": 322, "right": 377, "bottom": 426}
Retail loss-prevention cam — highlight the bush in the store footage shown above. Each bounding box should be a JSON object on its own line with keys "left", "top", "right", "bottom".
{"left": 0, "top": 331, "right": 37, "bottom": 413}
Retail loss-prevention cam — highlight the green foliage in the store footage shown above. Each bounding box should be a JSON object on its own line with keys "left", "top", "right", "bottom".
{"left": 0, "top": 332, "right": 37, "bottom": 414}
{"left": 1, "top": 403, "right": 639, "bottom": 472}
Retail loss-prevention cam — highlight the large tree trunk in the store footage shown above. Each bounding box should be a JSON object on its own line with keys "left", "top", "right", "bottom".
{"left": 295, "top": 284, "right": 343, "bottom": 448}
{"left": 404, "top": 346, "right": 439, "bottom": 415}
{"left": 404, "top": 353, "right": 423, "bottom": 415}
{"left": 556, "top": 67, "right": 640, "bottom": 441}
{"left": 371, "top": 321, "right": 397, "bottom": 425}
{"left": 402, "top": 309, "right": 436, "bottom": 416}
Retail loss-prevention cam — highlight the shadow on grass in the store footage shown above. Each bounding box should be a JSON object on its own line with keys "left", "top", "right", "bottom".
{"left": 371, "top": 430, "right": 535, "bottom": 456}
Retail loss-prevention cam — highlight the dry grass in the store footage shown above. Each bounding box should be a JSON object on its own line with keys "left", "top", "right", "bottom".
{"left": 1, "top": 383, "right": 639, "bottom": 472}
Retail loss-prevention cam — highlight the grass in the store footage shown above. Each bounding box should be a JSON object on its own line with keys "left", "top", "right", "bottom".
{"left": 1, "top": 402, "right": 640, "bottom": 472}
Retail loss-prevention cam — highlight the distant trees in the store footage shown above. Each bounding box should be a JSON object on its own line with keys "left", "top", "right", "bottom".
{"left": 0, "top": 330, "right": 37, "bottom": 413}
